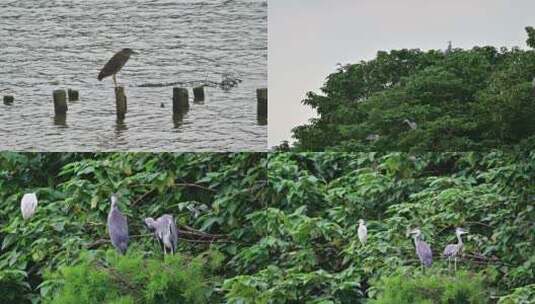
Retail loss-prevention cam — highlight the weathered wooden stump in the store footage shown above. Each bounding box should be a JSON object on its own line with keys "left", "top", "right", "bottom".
{"left": 54, "top": 114, "right": 67, "bottom": 126}
{"left": 173, "top": 87, "right": 189, "bottom": 114}
{"left": 68, "top": 89, "right": 79, "bottom": 101}
{"left": 3, "top": 95, "right": 14, "bottom": 105}
{"left": 256, "top": 88, "right": 267, "bottom": 124}
{"left": 193, "top": 86, "right": 205, "bottom": 102}
{"left": 115, "top": 86, "right": 127, "bottom": 120}
{"left": 53, "top": 89, "right": 68, "bottom": 115}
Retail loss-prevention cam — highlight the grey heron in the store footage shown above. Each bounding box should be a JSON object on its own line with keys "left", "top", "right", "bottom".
{"left": 98, "top": 48, "right": 138, "bottom": 88}
{"left": 107, "top": 193, "right": 129, "bottom": 255}
{"left": 443, "top": 227, "right": 468, "bottom": 272}
{"left": 20, "top": 193, "right": 38, "bottom": 220}
{"left": 145, "top": 214, "right": 178, "bottom": 255}
{"left": 366, "top": 134, "right": 380, "bottom": 141}
{"left": 409, "top": 228, "right": 433, "bottom": 271}
{"left": 445, "top": 41, "right": 452, "bottom": 55}
{"left": 358, "top": 219, "right": 368, "bottom": 245}
{"left": 186, "top": 204, "right": 209, "bottom": 218}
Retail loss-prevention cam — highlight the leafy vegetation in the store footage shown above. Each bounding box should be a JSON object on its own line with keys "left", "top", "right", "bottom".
{"left": 289, "top": 27, "right": 535, "bottom": 151}
{"left": 371, "top": 271, "right": 485, "bottom": 304}
{"left": 1, "top": 152, "right": 534, "bottom": 302}
{"left": 0, "top": 152, "right": 266, "bottom": 303}
{"left": 43, "top": 250, "right": 217, "bottom": 304}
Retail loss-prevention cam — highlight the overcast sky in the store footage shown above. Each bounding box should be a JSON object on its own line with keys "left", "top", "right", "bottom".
{"left": 269, "top": 0, "right": 535, "bottom": 147}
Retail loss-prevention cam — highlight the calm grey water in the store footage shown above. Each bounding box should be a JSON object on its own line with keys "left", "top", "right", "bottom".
{"left": 0, "top": 0, "right": 267, "bottom": 152}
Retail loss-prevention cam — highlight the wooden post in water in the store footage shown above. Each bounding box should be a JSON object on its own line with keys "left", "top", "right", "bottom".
{"left": 173, "top": 87, "right": 189, "bottom": 114}
{"left": 257, "top": 88, "right": 267, "bottom": 124}
{"left": 115, "top": 86, "right": 127, "bottom": 120}
{"left": 53, "top": 89, "right": 68, "bottom": 115}
{"left": 193, "top": 86, "right": 205, "bottom": 102}
{"left": 68, "top": 89, "right": 79, "bottom": 101}
{"left": 3, "top": 95, "right": 14, "bottom": 105}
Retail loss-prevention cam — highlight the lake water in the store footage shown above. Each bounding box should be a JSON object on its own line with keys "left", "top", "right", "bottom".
{"left": 0, "top": 0, "right": 267, "bottom": 151}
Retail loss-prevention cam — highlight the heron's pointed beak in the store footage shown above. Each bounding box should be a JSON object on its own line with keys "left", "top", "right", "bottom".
{"left": 132, "top": 50, "right": 139, "bottom": 55}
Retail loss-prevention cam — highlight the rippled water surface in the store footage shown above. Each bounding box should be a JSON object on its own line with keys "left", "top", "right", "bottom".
{"left": 0, "top": 0, "right": 267, "bottom": 151}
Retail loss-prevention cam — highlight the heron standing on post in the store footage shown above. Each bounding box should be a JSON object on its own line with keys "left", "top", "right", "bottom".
{"left": 98, "top": 48, "right": 138, "bottom": 88}
{"left": 408, "top": 228, "right": 433, "bottom": 272}
{"left": 107, "top": 193, "right": 129, "bottom": 255}
{"left": 443, "top": 227, "right": 468, "bottom": 272}
{"left": 145, "top": 214, "right": 178, "bottom": 255}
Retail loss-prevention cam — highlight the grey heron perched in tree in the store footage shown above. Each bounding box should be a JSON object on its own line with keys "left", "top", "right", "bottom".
{"left": 98, "top": 48, "right": 138, "bottom": 88}
{"left": 366, "top": 134, "right": 380, "bottom": 141}
{"left": 358, "top": 219, "right": 368, "bottom": 245}
{"left": 186, "top": 204, "right": 209, "bottom": 218}
{"left": 445, "top": 41, "right": 452, "bottom": 55}
{"left": 20, "top": 193, "right": 38, "bottom": 220}
{"left": 408, "top": 228, "right": 433, "bottom": 271}
{"left": 107, "top": 193, "right": 129, "bottom": 255}
{"left": 403, "top": 119, "right": 417, "bottom": 130}
{"left": 144, "top": 214, "right": 178, "bottom": 255}
{"left": 443, "top": 227, "right": 468, "bottom": 272}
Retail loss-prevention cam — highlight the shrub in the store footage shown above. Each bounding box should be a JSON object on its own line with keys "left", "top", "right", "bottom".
{"left": 43, "top": 250, "right": 217, "bottom": 304}
{"left": 371, "top": 271, "right": 487, "bottom": 304}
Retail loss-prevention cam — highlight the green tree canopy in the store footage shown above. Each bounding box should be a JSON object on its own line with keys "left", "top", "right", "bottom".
{"left": 290, "top": 27, "right": 535, "bottom": 151}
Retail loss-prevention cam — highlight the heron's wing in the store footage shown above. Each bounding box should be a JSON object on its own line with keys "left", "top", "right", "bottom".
{"left": 443, "top": 244, "right": 458, "bottom": 257}
{"left": 418, "top": 241, "right": 433, "bottom": 266}
{"left": 108, "top": 211, "right": 129, "bottom": 246}
{"left": 98, "top": 51, "right": 129, "bottom": 80}
{"left": 170, "top": 219, "right": 178, "bottom": 248}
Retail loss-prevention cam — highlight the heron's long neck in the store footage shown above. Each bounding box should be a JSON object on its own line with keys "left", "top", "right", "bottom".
{"left": 456, "top": 233, "right": 463, "bottom": 246}
{"left": 413, "top": 235, "right": 420, "bottom": 246}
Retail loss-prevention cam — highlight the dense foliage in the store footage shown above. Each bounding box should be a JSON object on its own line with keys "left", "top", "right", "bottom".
{"left": 1, "top": 152, "right": 534, "bottom": 303}
{"left": 0, "top": 152, "right": 267, "bottom": 303}
{"left": 290, "top": 27, "right": 535, "bottom": 151}
{"left": 371, "top": 271, "right": 485, "bottom": 304}
{"left": 44, "top": 250, "right": 219, "bottom": 304}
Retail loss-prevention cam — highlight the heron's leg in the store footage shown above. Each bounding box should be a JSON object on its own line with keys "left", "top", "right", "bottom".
{"left": 113, "top": 74, "right": 117, "bottom": 88}
{"left": 454, "top": 257, "right": 457, "bottom": 272}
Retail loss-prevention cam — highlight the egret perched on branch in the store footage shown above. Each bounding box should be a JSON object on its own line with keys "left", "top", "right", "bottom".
{"left": 443, "top": 227, "right": 468, "bottom": 272}
{"left": 20, "top": 193, "right": 38, "bottom": 220}
{"left": 358, "top": 219, "right": 368, "bottom": 245}
{"left": 408, "top": 228, "right": 433, "bottom": 271}
{"left": 107, "top": 193, "right": 129, "bottom": 255}
{"left": 98, "top": 48, "right": 138, "bottom": 88}
{"left": 145, "top": 214, "right": 178, "bottom": 255}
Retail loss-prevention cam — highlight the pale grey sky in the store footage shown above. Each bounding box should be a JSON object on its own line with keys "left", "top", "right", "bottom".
{"left": 269, "top": 0, "right": 535, "bottom": 147}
